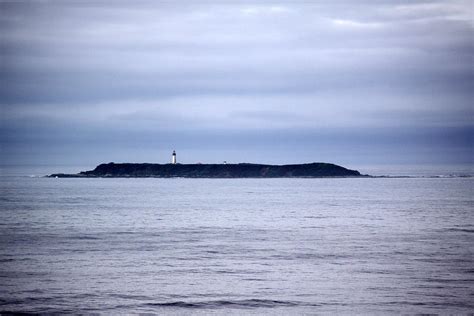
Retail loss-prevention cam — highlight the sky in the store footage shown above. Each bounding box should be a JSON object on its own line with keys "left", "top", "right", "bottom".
{"left": 1, "top": 0, "right": 473, "bottom": 168}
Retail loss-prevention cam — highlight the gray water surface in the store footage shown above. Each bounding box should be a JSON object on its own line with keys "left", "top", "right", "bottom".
{"left": 1, "top": 174, "right": 473, "bottom": 314}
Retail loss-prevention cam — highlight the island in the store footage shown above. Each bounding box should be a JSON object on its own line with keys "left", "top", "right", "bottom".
{"left": 49, "top": 162, "right": 365, "bottom": 178}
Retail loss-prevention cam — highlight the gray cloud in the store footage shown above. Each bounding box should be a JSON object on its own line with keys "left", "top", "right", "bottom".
{"left": 0, "top": 0, "right": 472, "bottom": 166}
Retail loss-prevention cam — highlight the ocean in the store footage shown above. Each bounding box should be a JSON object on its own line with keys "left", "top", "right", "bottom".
{"left": 0, "top": 166, "right": 473, "bottom": 314}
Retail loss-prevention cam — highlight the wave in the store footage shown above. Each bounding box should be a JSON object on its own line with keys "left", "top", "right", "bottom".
{"left": 145, "top": 299, "right": 306, "bottom": 309}
{"left": 373, "top": 175, "right": 473, "bottom": 179}
{"left": 445, "top": 228, "right": 474, "bottom": 233}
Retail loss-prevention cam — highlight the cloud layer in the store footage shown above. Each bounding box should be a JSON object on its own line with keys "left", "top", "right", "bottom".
{"left": 1, "top": 1, "right": 472, "bottom": 166}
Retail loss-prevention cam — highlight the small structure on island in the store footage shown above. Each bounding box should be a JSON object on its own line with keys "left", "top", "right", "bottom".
{"left": 172, "top": 150, "right": 177, "bottom": 164}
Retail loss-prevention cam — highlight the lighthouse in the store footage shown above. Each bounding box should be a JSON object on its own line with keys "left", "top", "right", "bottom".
{"left": 172, "top": 150, "right": 177, "bottom": 164}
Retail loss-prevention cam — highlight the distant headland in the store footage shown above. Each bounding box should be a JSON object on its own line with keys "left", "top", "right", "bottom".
{"left": 49, "top": 162, "right": 365, "bottom": 178}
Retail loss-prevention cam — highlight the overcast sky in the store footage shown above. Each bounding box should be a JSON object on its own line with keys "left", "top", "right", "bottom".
{"left": 1, "top": 0, "right": 472, "bottom": 168}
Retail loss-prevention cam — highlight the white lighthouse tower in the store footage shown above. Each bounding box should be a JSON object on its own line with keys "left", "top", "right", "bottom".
{"left": 172, "top": 150, "right": 177, "bottom": 164}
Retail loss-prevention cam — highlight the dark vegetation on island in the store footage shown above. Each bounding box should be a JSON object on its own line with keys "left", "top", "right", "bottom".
{"left": 49, "top": 162, "right": 365, "bottom": 178}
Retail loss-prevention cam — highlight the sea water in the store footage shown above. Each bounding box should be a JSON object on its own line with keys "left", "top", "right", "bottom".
{"left": 0, "top": 166, "right": 473, "bottom": 314}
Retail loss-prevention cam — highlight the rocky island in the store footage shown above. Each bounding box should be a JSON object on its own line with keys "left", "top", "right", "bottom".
{"left": 50, "top": 162, "right": 364, "bottom": 178}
